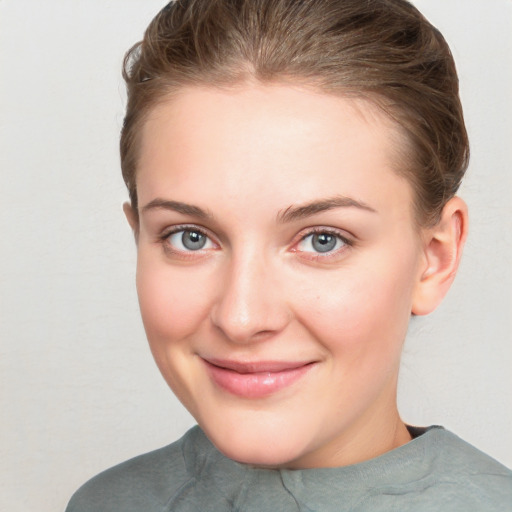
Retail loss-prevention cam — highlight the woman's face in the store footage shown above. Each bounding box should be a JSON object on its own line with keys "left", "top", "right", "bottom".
{"left": 132, "top": 84, "right": 428, "bottom": 468}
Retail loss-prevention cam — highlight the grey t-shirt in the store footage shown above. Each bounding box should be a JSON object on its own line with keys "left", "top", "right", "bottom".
{"left": 66, "top": 425, "right": 512, "bottom": 511}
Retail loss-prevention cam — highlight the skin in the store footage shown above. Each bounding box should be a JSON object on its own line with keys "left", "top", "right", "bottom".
{"left": 125, "top": 84, "right": 467, "bottom": 469}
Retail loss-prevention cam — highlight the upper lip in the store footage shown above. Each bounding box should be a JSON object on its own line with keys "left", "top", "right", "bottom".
{"left": 203, "top": 358, "right": 314, "bottom": 374}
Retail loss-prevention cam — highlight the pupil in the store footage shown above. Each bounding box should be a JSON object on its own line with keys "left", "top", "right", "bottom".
{"left": 312, "top": 233, "right": 336, "bottom": 253}
{"left": 182, "top": 231, "right": 206, "bottom": 250}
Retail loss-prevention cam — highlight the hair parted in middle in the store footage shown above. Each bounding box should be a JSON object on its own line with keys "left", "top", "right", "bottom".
{"left": 121, "top": 0, "right": 469, "bottom": 226}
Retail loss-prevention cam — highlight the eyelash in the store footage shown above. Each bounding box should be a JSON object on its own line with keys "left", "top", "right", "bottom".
{"left": 157, "top": 225, "right": 353, "bottom": 260}
{"left": 158, "top": 225, "right": 217, "bottom": 259}
{"left": 292, "top": 227, "right": 353, "bottom": 261}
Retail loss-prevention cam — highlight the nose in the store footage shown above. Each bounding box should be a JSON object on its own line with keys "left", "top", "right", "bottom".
{"left": 210, "top": 249, "right": 291, "bottom": 344}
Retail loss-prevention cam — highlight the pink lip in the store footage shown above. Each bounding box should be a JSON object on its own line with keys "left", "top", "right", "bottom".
{"left": 202, "top": 358, "right": 315, "bottom": 398}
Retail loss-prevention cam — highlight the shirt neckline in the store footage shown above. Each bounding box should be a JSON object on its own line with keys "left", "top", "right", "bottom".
{"left": 181, "top": 425, "right": 447, "bottom": 509}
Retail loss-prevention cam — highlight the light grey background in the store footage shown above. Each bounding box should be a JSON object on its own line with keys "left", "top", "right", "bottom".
{"left": 0, "top": 1, "right": 510, "bottom": 511}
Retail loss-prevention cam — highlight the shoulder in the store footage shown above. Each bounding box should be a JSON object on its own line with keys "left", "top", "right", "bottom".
{"left": 347, "top": 427, "right": 512, "bottom": 511}
{"left": 429, "top": 427, "right": 511, "bottom": 476}
{"left": 65, "top": 426, "right": 203, "bottom": 512}
{"left": 412, "top": 427, "right": 512, "bottom": 510}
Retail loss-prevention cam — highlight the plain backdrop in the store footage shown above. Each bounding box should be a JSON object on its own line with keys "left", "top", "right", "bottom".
{"left": 1, "top": 1, "right": 511, "bottom": 511}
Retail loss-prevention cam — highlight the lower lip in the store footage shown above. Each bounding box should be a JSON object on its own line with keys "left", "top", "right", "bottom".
{"left": 203, "top": 361, "right": 314, "bottom": 398}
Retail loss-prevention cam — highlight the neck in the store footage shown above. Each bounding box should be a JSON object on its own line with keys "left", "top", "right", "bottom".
{"left": 285, "top": 376, "right": 412, "bottom": 469}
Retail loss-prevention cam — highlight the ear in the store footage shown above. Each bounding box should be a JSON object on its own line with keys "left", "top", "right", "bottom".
{"left": 412, "top": 196, "right": 468, "bottom": 316}
{"left": 123, "top": 201, "right": 139, "bottom": 242}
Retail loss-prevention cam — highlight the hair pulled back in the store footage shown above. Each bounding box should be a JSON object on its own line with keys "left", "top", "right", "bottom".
{"left": 121, "top": 0, "right": 469, "bottom": 226}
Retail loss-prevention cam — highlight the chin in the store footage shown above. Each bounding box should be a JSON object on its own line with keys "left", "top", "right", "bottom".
{"left": 201, "top": 420, "right": 307, "bottom": 468}
{"left": 216, "top": 439, "right": 301, "bottom": 468}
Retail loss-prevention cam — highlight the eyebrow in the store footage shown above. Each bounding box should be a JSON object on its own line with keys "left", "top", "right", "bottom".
{"left": 140, "top": 195, "right": 376, "bottom": 222}
{"left": 140, "top": 198, "right": 213, "bottom": 219}
{"left": 277, "top": 195, "right": 376, "bottom": 223}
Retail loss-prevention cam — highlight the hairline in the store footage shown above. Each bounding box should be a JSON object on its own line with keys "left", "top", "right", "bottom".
{"left": 124, "top": 74, "right": 430, "bottom": 228}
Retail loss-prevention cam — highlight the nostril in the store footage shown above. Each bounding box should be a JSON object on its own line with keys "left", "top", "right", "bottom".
{"left": 251, "top": 329, "right": 276, "bottom": 341}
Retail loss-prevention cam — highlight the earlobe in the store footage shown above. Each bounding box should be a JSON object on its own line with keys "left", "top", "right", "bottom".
{"left": 412, "top": 197, "right": 468, "bottom": 316}
{"left": 123, "top": 201, "right": 139, "bottom": 242}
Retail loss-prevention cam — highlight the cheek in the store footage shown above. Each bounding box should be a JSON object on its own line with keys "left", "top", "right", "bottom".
{"left": 135, "top": 254, "right": 212, "bottom": 344}
{"left": 293, "top": 254, "right": 418, "bottom": 358}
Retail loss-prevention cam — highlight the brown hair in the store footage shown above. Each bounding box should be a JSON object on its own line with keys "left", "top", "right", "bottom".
{"left": 121, "top": 0, "right": 469, "bottom": 226}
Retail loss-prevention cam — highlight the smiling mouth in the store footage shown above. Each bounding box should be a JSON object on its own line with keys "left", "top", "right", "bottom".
{"left": 202, "top": 358, "right": 316, "bottom": 398}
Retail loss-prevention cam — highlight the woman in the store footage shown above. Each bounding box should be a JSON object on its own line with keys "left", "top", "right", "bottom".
{"left": 67, "top": 0, "right": 512, "bottom": 510}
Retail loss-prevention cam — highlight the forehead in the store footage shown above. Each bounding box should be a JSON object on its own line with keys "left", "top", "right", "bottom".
{"left": 136, "top": 84, "right": 413, "bottom": 220}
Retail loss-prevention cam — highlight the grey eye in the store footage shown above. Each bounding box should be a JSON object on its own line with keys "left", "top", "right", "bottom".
{"left": 167, "top": 229, "right": 213, "bottom": 251}
{"left": 297, "top": 232, "right": 346, "bottom": 254}
{"left": 181, "top": 230, "right": 207, "bottom": 250}
{"left": 311, "top": 233, "right": 337, "bottom": 253}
